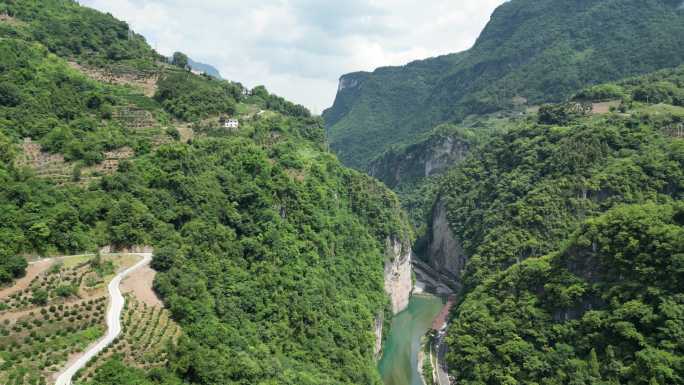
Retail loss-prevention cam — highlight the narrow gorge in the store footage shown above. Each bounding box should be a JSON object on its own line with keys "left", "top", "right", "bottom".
{"left": 378, "top": 236, "right": 454, "bottom": 385}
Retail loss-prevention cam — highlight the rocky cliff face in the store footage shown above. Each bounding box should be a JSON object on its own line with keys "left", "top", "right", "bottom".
{"left": 368, "top": 133, "right": 470, "bottom": 190}
{"left": 424, "top": 136, "right": 469, "bottom": 177}
{"left": 373, "top": 314, "right": 384, "bottom": 358}
{"left": 323, "top": 72, "right": 371, "bottom": 129}
{"left": 384, "top": 237, "right": 412, "bottom": 314}
{"left": 374, "top": 237, "right": 413, "bottom": 357}
{"left": 426, "top": 197, "right": 466, "bottom": 285}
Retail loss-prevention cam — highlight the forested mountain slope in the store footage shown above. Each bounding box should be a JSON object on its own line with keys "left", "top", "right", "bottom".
{"left": 0, "top": 1, "right": 412, "bottom": 384}
{"left": 324, "top": 0, "right": 684, "bottom": 169}
{"left": 435, "top": 66, "right": 684, "bottom": 384}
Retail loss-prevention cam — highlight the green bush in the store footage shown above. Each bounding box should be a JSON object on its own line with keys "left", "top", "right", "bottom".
{"left": 574, "top": 83, "right": 626, "bottom": 101}
{"left": 55, "top": 285, "right": 76, "bottom": 298}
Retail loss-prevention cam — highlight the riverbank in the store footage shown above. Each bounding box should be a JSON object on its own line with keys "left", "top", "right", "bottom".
{"left": 419, "top": 296, "right": 455, "bottom": 385}
{"left": 378, "top": 294, "right": 444, "bottom": 385}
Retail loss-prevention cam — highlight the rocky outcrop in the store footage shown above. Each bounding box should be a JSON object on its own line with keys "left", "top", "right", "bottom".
{"left": 368, "top": 133, "right": 470, "bottom": 190}
{"left": 338, "top": 74, "right": 364, "bottom": 91}
{"left": 426, "top": 197, "right": 466, "bottom": 284}
{"left": 374, "top": 238, "right": 412, "bottom": 358}
{"left": 99, "top": 245, "right": 154, "bottom": 254}
{"left": 323, "top": 72, "right": 371, "bottom": 128}
{"left": 384, "top": 237, "right": 412, "bottom": 315}
{"left": 413, "top": 260, "right": 458, "bottom": 295}
{"left": 374, "top": 314, "right": 384, "bottom": 358}
{"left": 424, "top": 136, "right": 469, "bottom": 178}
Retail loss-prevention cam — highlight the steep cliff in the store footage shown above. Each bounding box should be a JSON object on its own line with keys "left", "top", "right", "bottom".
{"left": 384, "top": 237, "right": 413, "bottom": 314}
{"left": 368, "top": 126, "right": 471, "bottom": 190}
{"left": 373, "top": 314, "right": 384, "bottom": 358}
{"left": 373, "top": 237, "right": 413, "bottom": 358}
{"left": 426, "top": 197, "right": 465, "bottom": 284}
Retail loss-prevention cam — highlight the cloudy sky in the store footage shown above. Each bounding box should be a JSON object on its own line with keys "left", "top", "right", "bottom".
{"left": 81, "top": 0, "right": 506, "bottom": 113}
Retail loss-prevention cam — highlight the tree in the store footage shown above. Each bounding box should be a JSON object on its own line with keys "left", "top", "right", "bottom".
{"left": 251, "top": 85, "right": 269, "bottom": 99}
{"left": 589, "top": 348, "right": 600, "bottom": 379}
{"left": 171, "top": 52, "right": 189, "bottom": 70}
{"left": 32, "top": 289, "right": 48, "bottom": 306}
{"left": 0, "top": 82, "right": 21, "bottom": 107}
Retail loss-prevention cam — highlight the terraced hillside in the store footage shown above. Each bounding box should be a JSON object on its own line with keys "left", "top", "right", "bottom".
{"left": 0, "top": 254, "right": 141, "bottom": 385}
{"left": 72, "top": 297, "right": 181, "bottom": 384}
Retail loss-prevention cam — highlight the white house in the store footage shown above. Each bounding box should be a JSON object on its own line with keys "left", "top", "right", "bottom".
{"left": 224, "top": 118, "right": 239, "bottom": 129}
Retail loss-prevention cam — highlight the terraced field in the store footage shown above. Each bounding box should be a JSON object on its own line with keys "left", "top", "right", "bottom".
{"left": 73, "top": 297, "right": 180, "bottom": 384}
{"left": 0, "top": 298, "right": 107, "bottom": 385}
{"left": 0, "top": 255, "right": 143, "bottom": 385}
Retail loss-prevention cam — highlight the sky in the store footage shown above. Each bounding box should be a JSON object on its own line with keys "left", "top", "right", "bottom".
{"left": 80, "top": 0, "right": 507, "bottom": 114}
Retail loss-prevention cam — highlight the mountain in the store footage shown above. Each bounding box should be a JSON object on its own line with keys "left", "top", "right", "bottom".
{"left": 324, "top": 0, "right": 684, "bottom": 170}
{"left": 186, "top": 57, "right": 222, "bottom": 79}
{"left": 0, "top": 1, "right": 412, "bottom": 384}
{"left": 430, "top": 66, "right": 684, "bottom": 383}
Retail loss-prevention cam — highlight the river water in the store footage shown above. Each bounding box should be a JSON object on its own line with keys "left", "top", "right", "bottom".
{"left": 378, "top": 294, "right": 445, "bottom": 385}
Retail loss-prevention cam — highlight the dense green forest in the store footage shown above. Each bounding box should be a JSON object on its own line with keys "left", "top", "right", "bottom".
{"left": 0, "top": 1, "right": 412, "bottom": 384}
{"left": 438, "top": 66, "right": 684, "bottom": 384}
{"left": 155, "top": 70, "right": 310, "bottom": 122}
{"left": 324, "top": 0, "right": 684, "bottom": 170}
{"left": 91, "top": 117, "right": 409, "bottom": 385}
{"left": 0, "top": 0, "right": 161, "bottom": 70}
{"left": 3, "top": 0, "right": 684, "bottom": 384}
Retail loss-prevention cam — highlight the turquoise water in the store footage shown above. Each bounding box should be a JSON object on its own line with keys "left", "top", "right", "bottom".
{"left": 378, "top": 294, "right": 444, "bottom": 385}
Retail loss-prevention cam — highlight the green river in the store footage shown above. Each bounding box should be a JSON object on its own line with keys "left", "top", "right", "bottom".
{"left": 378, "top": 294, "right": 445, "bottom": 385}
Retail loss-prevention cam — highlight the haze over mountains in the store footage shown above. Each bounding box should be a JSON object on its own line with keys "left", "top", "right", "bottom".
{"left": 186, "top": 57, "right": 222, "bottom": 79}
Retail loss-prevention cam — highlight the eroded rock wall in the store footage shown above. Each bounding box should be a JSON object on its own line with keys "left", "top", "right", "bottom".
{"left": 368, "top": 134, "right": 470, "bottom": 190}
{"left": 426, "top": 197, "right": 467, "bottom": 283}
{"left": 384, "top": 237, "right": 412, "bottom": 315}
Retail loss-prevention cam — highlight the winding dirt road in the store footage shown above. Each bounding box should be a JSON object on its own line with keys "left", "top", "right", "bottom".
{"left": 55, "top": 253, "right": 152, "bottom": 385}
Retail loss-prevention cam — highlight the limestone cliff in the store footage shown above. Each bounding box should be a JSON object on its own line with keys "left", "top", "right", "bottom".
{"left": 368, "top": 131, "right": 470, "bottom": 190}
{"left": 426, "top": 197, "right": 466, "bottom": 285}
{"left": 374, "top": 237, "right": 413, "bottom": 358}
{"left": 374, "top": 314, "right": 384, "bottom": 358}
{"left": 384, "top": 237, "right": 412, "bottom": 314}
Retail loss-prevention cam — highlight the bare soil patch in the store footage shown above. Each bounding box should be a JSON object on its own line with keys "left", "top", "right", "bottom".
{"left": 0, "top": 259, "right": 52, "bottom": 300}
{"left": 0, "top": 14, "right": 24, "bottom": 26}
{"left": 67, "top": 61, "right": 160, "bottom": 97}
{"left": 121, "top": 265, "right": 161, "bottom": 307}
{"left": 176, "top": 123, "right": 195, "bottom": 143}
{"left": 592, "top": 100, "right": 621, "bottom": 114}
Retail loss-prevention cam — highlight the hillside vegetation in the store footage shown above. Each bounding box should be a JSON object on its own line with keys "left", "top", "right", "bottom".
{"left": 324, "top": 0, "right": 684, "bottom": 169}
{"left": 0, "top": 1, "right": 412, "bottom": 384}
{"left": 438, "top": 66, "right": 684, "bottom": 384}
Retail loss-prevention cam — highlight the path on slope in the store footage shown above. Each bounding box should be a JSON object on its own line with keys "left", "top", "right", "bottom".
{"left": 55, "top": 253, "right": 153, "bottom": 385}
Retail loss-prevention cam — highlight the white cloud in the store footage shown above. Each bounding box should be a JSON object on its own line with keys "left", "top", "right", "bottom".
{"left": 80, "top": 0, "right": 506, "bottom": 113}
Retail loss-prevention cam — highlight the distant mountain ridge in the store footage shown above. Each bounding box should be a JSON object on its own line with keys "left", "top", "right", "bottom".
{"left": 187, "top": 57, "right": 222, "bottom": 79}
{"left": 324, "top": 0, "right": 684, "bottom": 169}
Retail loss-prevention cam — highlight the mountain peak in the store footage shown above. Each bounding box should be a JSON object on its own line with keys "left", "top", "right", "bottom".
{"left": 324, "top": 0, "right": 684, "bottom": 170}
